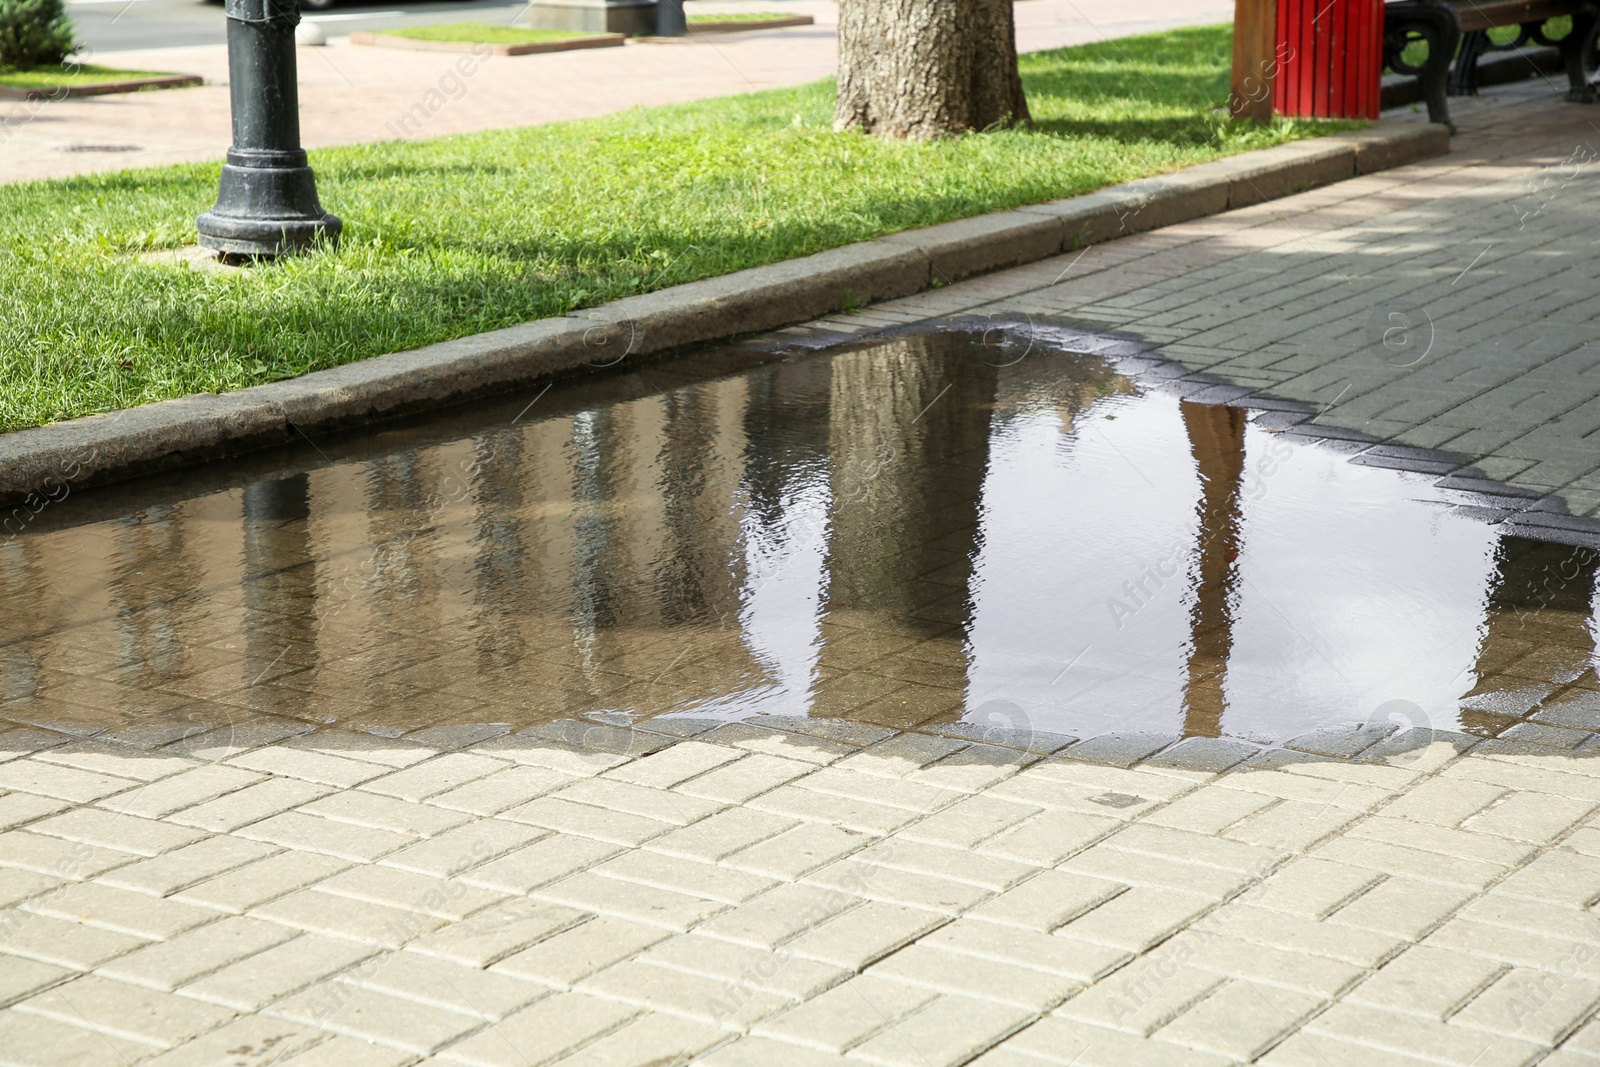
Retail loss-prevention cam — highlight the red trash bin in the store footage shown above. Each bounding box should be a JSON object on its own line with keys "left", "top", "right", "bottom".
{"left": 1276, "top": 0, "right": 1384, "bottom": 118}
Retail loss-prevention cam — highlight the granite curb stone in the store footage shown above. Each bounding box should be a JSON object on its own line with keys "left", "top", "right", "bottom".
{"left": 0, "top": 121, "right": 1448, "bottom": 504}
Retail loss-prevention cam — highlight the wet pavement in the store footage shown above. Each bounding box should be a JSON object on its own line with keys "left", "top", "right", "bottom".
{"left": 11, "top": 81, "right": 1600, "bottom": 1067}
{"left": 6, "top": 327, "right": 1597, "bottom": 759}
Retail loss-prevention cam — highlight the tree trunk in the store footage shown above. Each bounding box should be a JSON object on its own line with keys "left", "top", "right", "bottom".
{"left": 835, "top": 0, "right": 1031, "bottom": 140}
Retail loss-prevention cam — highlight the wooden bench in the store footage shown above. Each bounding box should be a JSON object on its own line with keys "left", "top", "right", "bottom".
{"left": 1382, "top": 0, "right": 1599, "bottom": 131}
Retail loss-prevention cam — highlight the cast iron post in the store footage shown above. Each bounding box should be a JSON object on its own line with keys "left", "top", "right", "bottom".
{"left": 656, "top": 0, "right": 686, "bottom": 36}
{"left": 197, "top": 0, "right": 340, "bottom": 257}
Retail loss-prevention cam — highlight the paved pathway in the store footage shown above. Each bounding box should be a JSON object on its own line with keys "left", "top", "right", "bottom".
{"left": 9, "top": 65, "right": 1600, "bottom": 1067}
{"left": 0, "top": 0, "right": 1232, "bottom": 185}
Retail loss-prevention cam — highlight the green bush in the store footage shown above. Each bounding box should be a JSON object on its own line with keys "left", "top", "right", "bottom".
{"left": 0, "top": 0, "right": 77, "bottom": 72}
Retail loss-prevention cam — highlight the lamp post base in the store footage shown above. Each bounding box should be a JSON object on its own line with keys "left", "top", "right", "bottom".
{"left": 196, "top": 150, "right": 341, "bottom": 258}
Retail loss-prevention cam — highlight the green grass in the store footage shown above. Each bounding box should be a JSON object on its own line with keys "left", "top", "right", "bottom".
{"left": 383, "top": 23, "right": 593, "bottom": 44}
{"left": 0, "top": 24, "right": 1359, "bottom": 433}
{"left": 0, "top": 64, "right": 176, "bottom": 90}
{"left": 687, "top": 12, "right": 795, "bottom": 23}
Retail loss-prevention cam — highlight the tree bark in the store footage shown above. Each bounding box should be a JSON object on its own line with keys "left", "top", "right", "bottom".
{"left": 835, "top": 0, "right": 1031, "bottom": 141}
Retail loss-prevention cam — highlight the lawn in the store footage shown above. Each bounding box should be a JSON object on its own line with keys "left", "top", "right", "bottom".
{"left": 382, "top": 23, "right": 594, "bottom": 45}
{"left": 0, "top": 24, "right": 1357, "bottom": 433}
{"left": 0, "top": 64, "right": 177, "bottom": 90}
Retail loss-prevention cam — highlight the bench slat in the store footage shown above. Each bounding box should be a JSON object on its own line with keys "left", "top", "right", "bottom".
{"left": 1442, "top": 0, "right": 1584, "bottom": 32}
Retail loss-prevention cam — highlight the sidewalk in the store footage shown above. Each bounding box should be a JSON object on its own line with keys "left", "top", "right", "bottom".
{"left": 4, "top": 78, "right": 1600, "bottom": 1067}
{"left": 0, "top": 0, "right": 1232, "bottom": 185}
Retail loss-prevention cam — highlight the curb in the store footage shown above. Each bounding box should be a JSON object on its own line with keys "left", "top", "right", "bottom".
{"left": 0, "top": 73, "right": 203, "bottom": 101}
{"left": 349, "top": 31, "right": 626, "bottom": 55}
{"left": 0, "top": 121, "right": 1449, "bottom": 506}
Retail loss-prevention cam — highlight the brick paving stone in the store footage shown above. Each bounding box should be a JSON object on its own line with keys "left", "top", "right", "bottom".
{"left": 1001, "top": 1016, "right": 1235, "bottom": 1066}
{"left": 594, "top": 848, "right": 777, "bottom": 904}
{"left": 786, "top": 901, "right": 949, "bottom": 971}
{"left": 273, "top": 1035, "right": 418, "bottom": 1066}
{"left": 0, "top": 758, "right": 137, "bottom": 803}
{"left": 1056, "top": 888, "right": 1215, "bottom": 953}
{"left": 168, "top": 778, "right": 335, "bottom": 833}
{"left": 378, "top": 818, "right": 546, "bottom": 878}
{"left": 28, "top": 806, "right": 208, "bottom": 857}
{"left": 316, "top": 863, "right": 506, "bottom": 920}
{"left": 135, "top": 1014, "right": 323, "bottom": 1066}
{"left": 457, "top": 833, "right": 623, "bottom": 895}
{"left": 406, "top": 898, "right": 590, "bottom": 968}
{"left": 172, "top": 849, "right": 350, "bottom": 914}
{"left": 433, "top": 991, "right": 640, "bottom": 1066}
{"left": 1154, "top": 979, "right": 1324, "bottom": 1060}
{"left": 491, "top": 915, "right": 672, "bottom": 988}
{"left": 501, "top": 796, "right": 679, "bottom": 847}
{"left": 350, "top": 951, "right": 544, "bottom": 1021}
{"left": 0, "top": 956, "right": 69, "bottom": 1007}
{"left": 297, "top": 789, "right": 472, "bottom": 838}
{"left": 98, "top": 914, "right": 298, "bottom": 990}
{"left": 271, "top": 982, "right": 484, "bottom": 1054}
{"left": 724, "top": 823, "right": 871, "bottom": 881}
{"left": 428, "top": 765, "right": 579, "bottom": 815}
{"left": 804, "top": 858, "right": 992, "bottom": 915}
{"left": 644, "top": 806, "right": 796, "bottom": 862}
{"left": 0, "top": 792, "right": 70, "bottom": 832}
{"left": 640, "top": 933, "right": 847, "bottom": 1000}
{"left": 0, "top": 909, "right": 149, "bottom": 969}
{"left": 26, "top": 880, "right": 221, "bottom": 939}
{"left": 180, "top": 933, "right": 381, "bottom": 1011}
{"left": 15, "top": 973, "right": 234, "bottom": 1048}
{"left": 1305, "top": 1002, "right": 1545, "bottom": 1067}
{"left": 868, "top": 943, "right": 1079, "bottom": 1012}
{"left": 846, "top": 993, "right": 1032, "bottom": 1067}
{"left": 1235, "top": 857, "right": 1382, "bottom": 918}
{"left": 252, "top": 887, "right": 450, "bottom": 948}
{"left": 99, "top": 835, "right": 278, "bottom": 896}
{"left": 580, "top": 958, "right": 790, "bottom": 1028}
{"left": 0, "top": 1008, "right": 155, "bottom": 1066}
{"left": 1054, "top": 954, "right": 1226, "bottom": 1037}
{"left": 0, "top": 828, "right": 140, "bottom": 879}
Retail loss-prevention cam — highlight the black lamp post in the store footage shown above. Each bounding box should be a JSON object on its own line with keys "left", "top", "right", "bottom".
{"left": 196, "top": 0, "right": 340, "bottom": 258}
{"left": 656, "top": 0, "right": 686, "bottom": 36}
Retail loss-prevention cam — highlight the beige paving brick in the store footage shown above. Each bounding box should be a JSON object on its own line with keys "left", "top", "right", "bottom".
{"left": 0, "top": 867, "right": 58, "bottom": 909}
{"left": 0, "top": 955, "right": 70, "bottom": 1007}
{"left": 1061, "top": 844, "right": 1255, "bottom": 900}
{"left": 98, "top": 764, "right": 264, "bottom": 819}
{"left": 0, "top": 828, "right": 139, "bottom": 879}
{"left": 16, "top": 973, "right": 234, "bottom": 1048}
{"left": 1055, "top": 954, "right": 1226, "bottom": 1037}
{"left": 549, "top": 777, "right": 725, "bottom": 828}
{"left": 226, "top": 746, "right": 388, "bottom": 788}
{"left": 1103, "top": 822, "right": 1285, "bottom": 875}
{"left": 252, "top": 887, "right": 450, "bottom": 947}
{"left": 298, "top": 789, "right": 470, "bottom": 838}
{"left": 271, "top": 982, "right": 483, "bottom": 1054}
{"left": 644, "top": 806, "right": 796, "bottom": 862}
{"left": 897, "top": 794, "right": 1040, "bottom": 850}
{"left": 1023, "top": 761, "right": 1202, "bottom": 804}
{"left": 1349, "top": 815, "right": 1538, "bottom": 867}
{"left": 1496, "top": 850, "right": 1600, "bottom": 908}
{"left": 0, "top": 1007, "right": 155, "bottom": 1065}
{"left": 698, "top": 1035, "right": 854, "bottom": 1065}
{"left": 29, "top": 806, "right": 208, "bottom": 857}
{"left": 1002, "top": 1015, "right": 1235, "bottom": 1067}
{"left": 351, "top": 951, "right": 545, "bottom": 1020}
{"left": 1167, "top": 929, "right": 1363, "bottom": 998}
{"left": 99, "top": 835, "right": 278, "bottom": 896}
{"left": 1325, "top": 876, "right": 1472, "bottom": 940}
{"left": 870, "top": 943, "right": 1079, "bottom": 1011}
{"left": 1377, "top": 776, "right": 1507, "bottom": 826}
{"left": 1451, "top": 967, "right": 1600, "bottom": 1045}
{"left": 847, "top": 993, "right": 1032, "bottom": 1067}
{"left": 1305, "top": 1001, "right": 1545, "bottom": 1067}
{"left": 0, "top": 909, "right": 149, "bottom": 969}
{"left": 795, "top": 766, "right": 957, "bottom": 813}
{"left": 428, "top": 764, "right": 579, "bottom": 815}
{"left": 1235, "top": 856, "right": 1382, "bottom": 918}
{"left": 491, "top": 915, "right": 671, "bottom": 987}
{"left": 1194, "top": 903, "right": 1404, "bottom": 967}
{"left": 1465, "top": 791, "right": 1598, "bottom": 845}
{"left": 435, "top": 991, "right": 638, "bottom": 1067}
{"left": 1425, "top": 918, "right": 1600, "bottom": 977}
{"left": 696, "top": 883, "right": 858, "bottom": 950}
{"left": 173, "top": 849, "right": 350, "bottom": 914}
{"left": 1449, "top": 761, "right": 1600, "bottom": 806}
{"left": 1144, "top": 787, "right": 1275, "bottom": 835}
{"left": 180, "top": 933, "right": 380, "bottom": 1010}
{"left": 458, "top": 833, "right": 623, "bottom": 895}
{"left": 317, "top": 863, "right": 506, "bottom": 920}
{"left": 787, "top": 901, "right": 949, "bottom": 970}
{"left": 97, "top": 914, "right": 297, "bottom": 990}
{"left": 966, "top": 869, "right": 1124, "bottom": 932}
{"left": 1312, "top": 833, "right": 1510, "bottom": 890}
{"left": 274, "top": 1034, "right": 417, "bottom": 1066}
{"left": 909, "top": 752, "right": 1027, "bottom": 795}
{"left": 675, "top": 753, "right": 816, "bottom": 803}
{"left": 136, "top": 1014, "right": 323, "bottom": 1066}
{"left": 0, "top": 792, "right": 70, "bottom": 832}
{"left": 550, "top": 1010, "right": 728, "bottom": 1065}
{"left": 378, "top": 818, "right": 545, "bottom": 879}
{"left": 580, "top": 957, "right": 790, "bottom": 1028}
{"left": 978, "top": 809, "right": 1120, "bottom": 866}
{"left": 603, "top": 741, "right": 743, "bottom": 789}
{"left": 1154, "top": 978, "right": 1323, "bottom": 1060}
{"left": 1223, "top": 799, "right": 1365, "bottom": 853}
{"left": 642, "top": 933, "right": 847, "bottom": 1000}
{"left": 235, "top": 811, "right": 416, "bottom": 862}
{"left": 725, "top": 822, "right": 871, "bottom": 880}
{"left": 25, "top": 880, "right": 220, "bottom": 939}
{"left": 805, "top": 857, "right": 991, "bottom": 915}
{"left": 169, "top": 778, "right": 334, "bottom": 833}
{"left": 360, "top": 752, "right": 509, "bottom": 801}
{"left": 1216, "top": 771, "right": 1392, "bottom": 811}
{"left": 922, "top": 918, "right": 1128, "bottom": 983}
{"left": 406, "top": 898, "right": 589, "bottom": 967}
{"left": 749, "top": 785, "right": 923, "bottom": 836}
{"left": 857, "top": 839, "right": 1034, "bottom": 891}
{"left": 1461, "top": 895, "right": 1600, "bottom": 945}
{"left": 535, "top": 870, "right": 727, "bottom": 932}
{"left": 1056, "top": 887, "right": 1213, "bottom": 952}
{"left": 1258, "top": 1028, "right": 1442, "bottom": 1066}
{"left": 0, "top": 758, "right": 138, "bottom": 803}
{"left": 501, "top": 796, "right": 678, "bottom": 847}
{"left": 831, "top": 735, "right": 966, "bottom": 779}
{"left": 281, "top": 733, "right": 435, "bottom": 770}
{"left": 595, "top": 848, "right": 776, "bottom": 904}
{"left": 753, "top": 974, "right": 937, "bottom": 1053}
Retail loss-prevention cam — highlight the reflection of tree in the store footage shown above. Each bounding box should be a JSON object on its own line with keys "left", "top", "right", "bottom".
{"left": 468, "top": 429, "right": 530, "bottom": 672}
{"left": 1463, "top": 538, "right": 1600, "bottom": 732}
{"left": 1179, "top": 402, "right": 1248, "bottom": 738}
{"left": 818, "top": 333, "right": 999, "bottom": 725}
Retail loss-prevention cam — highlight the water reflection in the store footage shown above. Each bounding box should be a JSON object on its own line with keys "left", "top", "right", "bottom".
{"left": 1, "top": 330, "right": 1597, "bottom": 746}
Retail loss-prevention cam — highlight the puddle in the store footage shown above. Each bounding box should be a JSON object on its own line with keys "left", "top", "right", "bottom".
{"left": 2, "top": 328, "right": 1597, "bottom": 753}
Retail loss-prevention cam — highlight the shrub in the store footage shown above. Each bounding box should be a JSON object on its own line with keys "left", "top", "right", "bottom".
{"left": 0, "top": 0, "right": 77, "bottom": 72}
